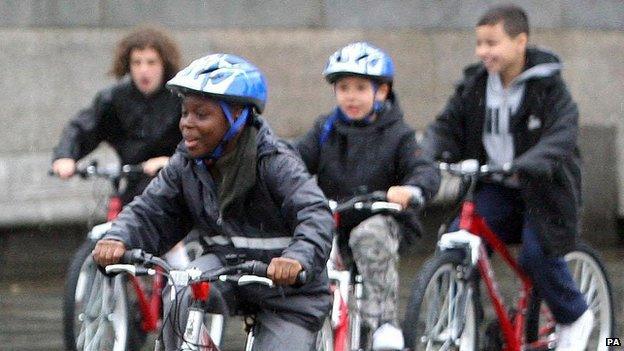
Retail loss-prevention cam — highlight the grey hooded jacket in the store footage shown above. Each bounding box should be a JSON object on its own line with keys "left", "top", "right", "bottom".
{"left": 104, "top": 117, "right": 333, "bottom": 330}
{"left": 423, "top": 47, "right": 582, "bottom": 257}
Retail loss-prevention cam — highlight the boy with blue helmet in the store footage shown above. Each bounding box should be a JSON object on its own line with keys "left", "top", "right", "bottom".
{"left": 93, "top": 53, "right": 334, "bottom": 350}
{"left": 296, "top": 42, "right": 440, "bottom": 350}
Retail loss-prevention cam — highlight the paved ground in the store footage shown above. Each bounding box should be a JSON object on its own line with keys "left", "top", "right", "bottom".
{"left": 1, "top": 239, "right": 622, "bottom": 350}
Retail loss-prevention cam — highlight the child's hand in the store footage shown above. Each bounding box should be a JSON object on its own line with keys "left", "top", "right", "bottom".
{"left": 387, "top": 186, "right": 413, "bottom": 209}
{"left": 52, "top": 158, "right": 76, "bottom": 179}
{"left": 142, "top": 156, "right": 169, "bottom": 177}
{"left": 267, "top": 257, "right": 303, "bottom": 286}
{"left": 388, "top": 186, "right": 424, "bottom": 209}
{"left": 92, "top": 239, "right": 126, "bottom": 267}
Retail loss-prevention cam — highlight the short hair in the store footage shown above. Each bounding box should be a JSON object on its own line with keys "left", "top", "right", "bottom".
{"left": 110, "top": 26, "right": 182, "bottom": 81}
{"left": 477, "top": 4, "right": 529, "bottom": 37}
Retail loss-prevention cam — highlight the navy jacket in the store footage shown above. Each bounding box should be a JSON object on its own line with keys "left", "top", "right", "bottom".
{"left": 295, "top": 96, "right": 440, "bottom": 241}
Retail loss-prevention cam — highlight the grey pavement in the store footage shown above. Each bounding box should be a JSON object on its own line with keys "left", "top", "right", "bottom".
{"left": 1, "top": 241, "right": 622, "bottom": 350}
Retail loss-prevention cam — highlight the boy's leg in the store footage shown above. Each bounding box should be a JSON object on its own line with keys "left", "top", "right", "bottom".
{"left": 251, "top": 311, "right": 316, "bottom": 351}
{"left": 348, "top": 214, "right": 400, "bottom": 330}
{"left": 518, "top": 221, "right": 587, "bottom": 324}
{"left": 161, "top": 254, "right": 229, "bottom": 349}
{"left": 448, "top": 183, "right": 523, "bottom": 242}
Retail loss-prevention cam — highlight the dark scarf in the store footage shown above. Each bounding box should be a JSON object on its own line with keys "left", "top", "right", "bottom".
{"left": 211, "top": 125, "right": 258, "bottom": 215}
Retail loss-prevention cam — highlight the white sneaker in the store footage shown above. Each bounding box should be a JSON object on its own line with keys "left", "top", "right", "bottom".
{"left": 555, "top": 309, "right": 594, "bottom": 351}
{"left": 372, "top": 323, "right": 404, "bottom": 350}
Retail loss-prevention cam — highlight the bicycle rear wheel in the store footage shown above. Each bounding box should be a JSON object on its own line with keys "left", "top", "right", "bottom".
{"left": 403, "top": 250, "right": 479, "bottom": 351}
{"left": 63, "top": 240, "right": 143, "bottom": 351}
{"left": 525, "top": 242, "right": 615, "bottom": 351}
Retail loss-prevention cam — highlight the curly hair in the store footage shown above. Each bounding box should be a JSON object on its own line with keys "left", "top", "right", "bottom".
{"left": 110, "top": 26, "right": 182, "bottom": 81}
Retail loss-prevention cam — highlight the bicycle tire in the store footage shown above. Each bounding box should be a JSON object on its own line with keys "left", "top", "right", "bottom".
{"left": 403, "top": 250, "right": 479, "bottom": 351}
{"left": 203, "top": 286, "right": 228, "bottom": 348}
{"left": 62, "top": 239, "right": 144, "bottom": 351}
{"left": 316, "top": 317, "right": 335, "bottom": 351}
{"left": 525, "top": 241, "right": 615, "bottom": 351}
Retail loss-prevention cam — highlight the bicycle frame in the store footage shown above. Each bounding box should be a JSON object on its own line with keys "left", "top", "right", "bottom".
{"left": 454, "top": 199, "right": 533, "bottom": 351}
{"left": 107, "top": 191, "right": 162, "bottom": 333}
{"left": 328, "top": 210, "right": 355, "bottom": 351}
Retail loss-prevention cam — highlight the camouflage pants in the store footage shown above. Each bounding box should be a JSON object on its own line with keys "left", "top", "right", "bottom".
{"left": 349, "top": 214, "right": 400, "bottom": 330}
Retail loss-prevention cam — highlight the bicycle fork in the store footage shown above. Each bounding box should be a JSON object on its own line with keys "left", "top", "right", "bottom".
{"left": 437, "top": 230, "right": 482, "bottom": 348}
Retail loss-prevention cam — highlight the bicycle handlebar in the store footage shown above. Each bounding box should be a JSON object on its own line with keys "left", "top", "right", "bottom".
{"left": 48, "top": 160, "right": 145, "bottom": 180}
{"left": 439, "top": 159, "right": 514, "bottom": 178}
{"left": 329, "top": 191, "right": 406, "bottom": 214}
{"left": 111, "top": 249, "right": 307, "bottom": 287}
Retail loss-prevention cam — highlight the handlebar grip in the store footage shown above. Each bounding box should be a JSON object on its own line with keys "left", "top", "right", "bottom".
{"left": 121, "top": 164, "right": 145, "bottom": 174}
{"left": 251, "top": 261, "right": 308, "bottom": 286}
{"left": 119, "top": 249, "right": 145, "bottom": 264}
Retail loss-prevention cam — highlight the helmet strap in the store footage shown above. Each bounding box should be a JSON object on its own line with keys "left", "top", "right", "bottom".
{"left": 208, "top": 102, "right": 249, "bottom": 161}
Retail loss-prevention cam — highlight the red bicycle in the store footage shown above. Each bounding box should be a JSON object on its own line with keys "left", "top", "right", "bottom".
{"left": 105, "top": 249, "right": 305, "bottom": 351}
{"left": 324, "top": 192, "right": 403, "bottom": 351}
{"left": 59, "top": 161, "right": 225, "bottom": 350}
{"left": 403, "top": 160, "right": 614, "bottom": 351}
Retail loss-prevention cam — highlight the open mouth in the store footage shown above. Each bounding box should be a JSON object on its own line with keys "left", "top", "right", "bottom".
{"left": 184, "top": 139, "right": 199, "bottom": 149}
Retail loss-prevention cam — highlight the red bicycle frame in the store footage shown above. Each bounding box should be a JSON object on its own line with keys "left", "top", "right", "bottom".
{"left": 458, "top": 200, "right": 535, "bottom": 351}
{"left": 108, "top": 194, "right": 163, "bottom": 333}
{"left": 330, "top": 211, "right": 351, "bottom": 350}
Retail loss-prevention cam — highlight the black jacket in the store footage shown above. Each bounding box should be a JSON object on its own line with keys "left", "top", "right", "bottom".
{"left": 423, "top": 47, "right": 582, "bottom": 256}
{"left": 295, "top": 96, "right": 440, "bottom": 241}
{"left": 104, "top": 117, "right": 333, "bottom": 330}
{"left": 52, "top": 77, "right": 182, "bottom": 203}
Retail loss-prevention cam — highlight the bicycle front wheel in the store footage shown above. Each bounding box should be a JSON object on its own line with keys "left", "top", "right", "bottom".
{"left": 316, "top": 317, "right": 335, "bottom": 351}
{"left": 403, "top": 250, "right": 479, "bottom": 351}
{"left": 63, "top": 240, "right": 142, "bottom": 351}
{"left": 525, "top": 242, "right": 615, "bottom": 351}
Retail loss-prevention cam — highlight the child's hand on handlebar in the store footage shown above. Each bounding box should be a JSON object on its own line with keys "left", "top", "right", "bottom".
{"left": 267, "top": 257, "right": 303, "bottom": 286}
{"left": 92, "top": 239, "right": 127, "bottom": 267}
{"left": 142, "top": 156, "right": 170, "bottom": 177}
{"left": 52, "top": 158, "right": 76, "bottom": 179}
{"left": 387, "top": 185, "right": 424, "bottom": 209}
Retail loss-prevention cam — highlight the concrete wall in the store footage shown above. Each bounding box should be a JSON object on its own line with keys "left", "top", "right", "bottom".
{"left": 0, "top": 1, "right": 622, "bottom": 231}
{"left": 1, "top": 0, "right": 623, "bottom": 30}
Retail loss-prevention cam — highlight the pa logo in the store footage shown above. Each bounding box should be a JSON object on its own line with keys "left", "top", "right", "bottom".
{"left": 606, "top": 337, "right": 621, "bottom": 347}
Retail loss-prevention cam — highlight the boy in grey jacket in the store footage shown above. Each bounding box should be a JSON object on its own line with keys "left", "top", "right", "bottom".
{"left": 93, "top": 54, "right": 334, "bottom": 350}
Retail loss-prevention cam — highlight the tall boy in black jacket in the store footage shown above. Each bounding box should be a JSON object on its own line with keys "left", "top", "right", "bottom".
{"left": 423, "top": 5, "right": 591, "bottom": 350}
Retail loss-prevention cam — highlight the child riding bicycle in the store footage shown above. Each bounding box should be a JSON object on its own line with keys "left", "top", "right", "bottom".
{"left": 295, "top": 42, "right": 440, "bottom": 350}
{"left": 51, "top": 26, "right": 190, "bottom": 268}
{"left": 93, "top": 53, "right": 334, "bottom": 350}
{"left": 422, "top": 5, "right": 592, "bottom": 350}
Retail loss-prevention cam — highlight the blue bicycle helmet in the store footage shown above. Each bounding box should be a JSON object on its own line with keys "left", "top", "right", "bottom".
{"left": 166, "top": 53, "right": 267, "bottom": 114}
{"left": 323, "top": 42, "right": 394, "bottom": 84}
{"left": 166, "top": 54, "right": 268, "bottom": 160}
{"left": 319, "top": 43, "right": 394, "bottom": 146}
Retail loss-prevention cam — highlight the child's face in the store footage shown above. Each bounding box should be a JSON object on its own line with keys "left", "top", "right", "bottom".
{"left": 475, "top": 21, "right": 527, "bottom": 75}
{"left": 334, "top": 76, "right": 381, "bottom": 120}
{"left": 179, "top": 95, "right": 230, "bottom": 158}
{"left": 130, "top": 47, "right": 165, "bottom": 96}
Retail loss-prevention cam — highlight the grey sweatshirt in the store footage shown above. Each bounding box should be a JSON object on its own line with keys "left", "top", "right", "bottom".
{"left": 483, "top": 60, "right": 563, "bottom": 166}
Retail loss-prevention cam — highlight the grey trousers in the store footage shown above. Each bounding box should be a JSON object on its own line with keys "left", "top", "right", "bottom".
{"left": 161, "top": 254, "right": 317, "bottom": 351}
{"left": 349, "top": 214, "right": 401, "bottom": 330}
